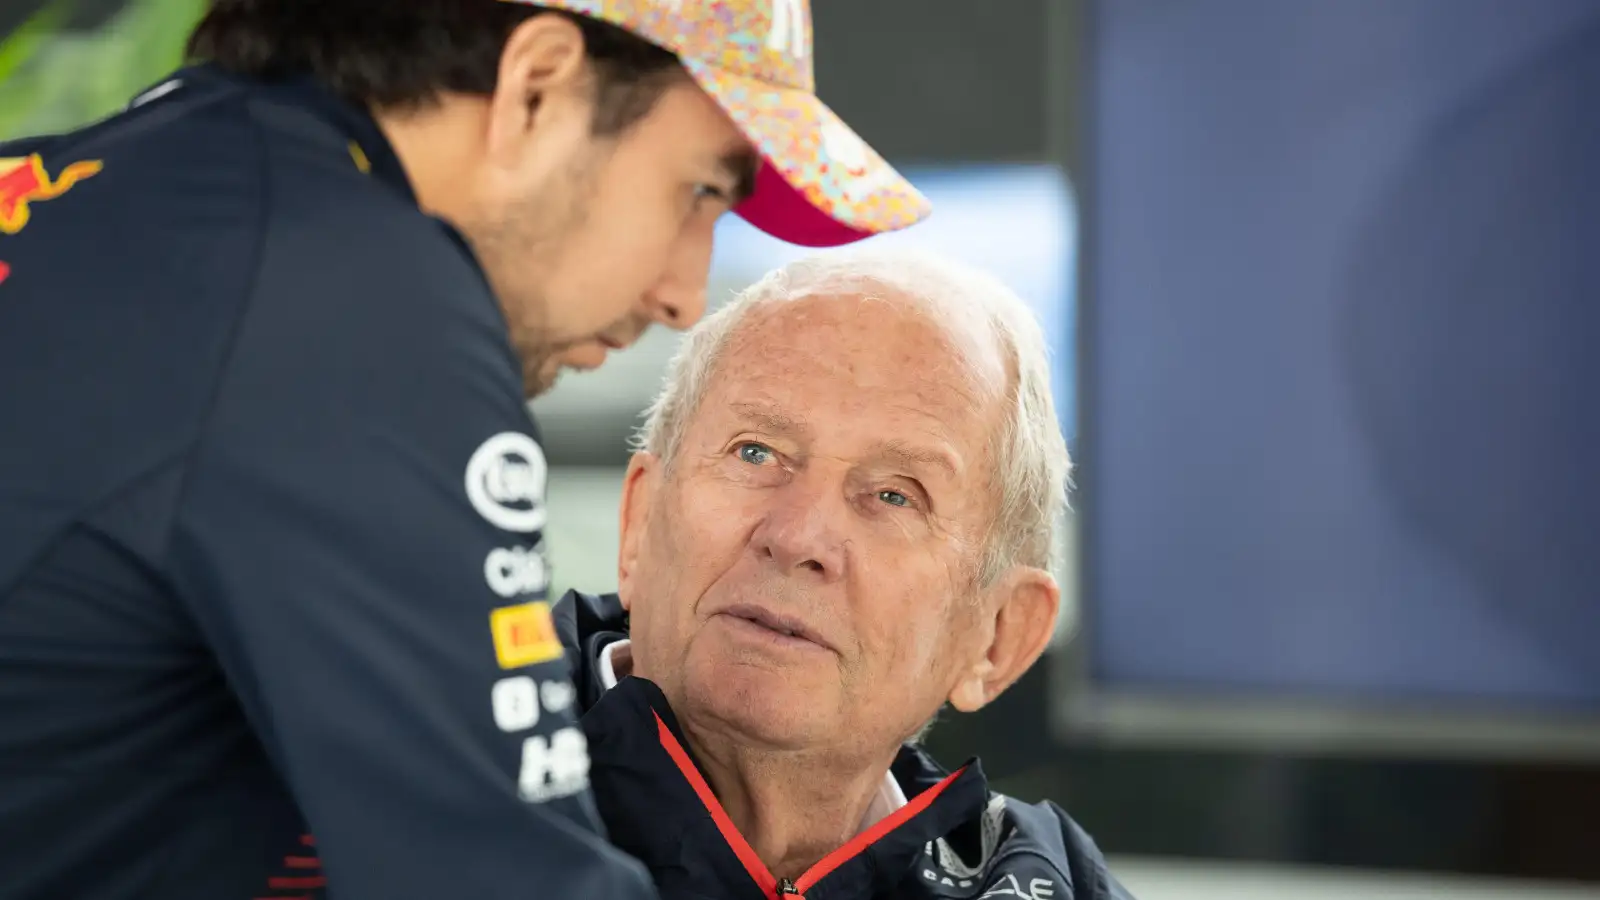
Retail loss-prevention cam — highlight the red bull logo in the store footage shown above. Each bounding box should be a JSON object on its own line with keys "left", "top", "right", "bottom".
{"left": 0, "top": 154, "right": 103, "bottom": 236}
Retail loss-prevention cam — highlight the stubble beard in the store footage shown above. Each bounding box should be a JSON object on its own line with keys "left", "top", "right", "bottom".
{"left": 466, "top": 157, "right": 598, "bottom": 399}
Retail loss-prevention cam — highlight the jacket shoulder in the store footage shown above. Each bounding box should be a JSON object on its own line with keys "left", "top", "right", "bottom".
{"left": 923, "top": 795, "right": 1133, "bottom": 900}
{"left": 996, "top": 798, "right": 1135, "bottom": 900}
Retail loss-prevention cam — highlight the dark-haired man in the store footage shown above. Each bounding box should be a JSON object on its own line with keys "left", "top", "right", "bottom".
{"left": 0, "top": 2, "right": 926, "bottom": 898}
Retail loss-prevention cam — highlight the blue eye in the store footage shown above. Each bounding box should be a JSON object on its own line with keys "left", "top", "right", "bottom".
{"left": 878, "top": 490, "right": 910, "bottom": 508}
{"left": 737, "top": 443, "right": 774, "bottom": 465}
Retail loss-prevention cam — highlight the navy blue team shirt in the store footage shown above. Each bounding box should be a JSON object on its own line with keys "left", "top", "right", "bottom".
{"left": 0, "top": 65, "right": 655, "bottom": 900}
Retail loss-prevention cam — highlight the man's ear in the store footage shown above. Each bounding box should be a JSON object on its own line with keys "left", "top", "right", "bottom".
{"left": 482, "top": 12, "right": 593, "bottom": 167}
{"left": 616, "top": 451, "right": 662, "bottom": 611}
{"left": 946, "top": 567, "right": 1060, "bottom": 713}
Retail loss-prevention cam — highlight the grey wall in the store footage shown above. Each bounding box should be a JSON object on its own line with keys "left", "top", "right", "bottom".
{"left": 810, "top": 0, "right": 1058, "bottom": 163}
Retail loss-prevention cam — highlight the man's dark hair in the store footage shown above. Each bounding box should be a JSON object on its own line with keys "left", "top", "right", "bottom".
{"left": 186, "top": 0, "right": 683, "bottom": 134}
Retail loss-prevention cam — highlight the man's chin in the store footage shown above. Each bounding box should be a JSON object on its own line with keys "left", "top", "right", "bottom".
{"left": 522, "top": 348, "right": 608, "bottom": 398}
{"left": 683, "top": 665, "right": 832, "bottom": 750}
{"left": 522, "top": 360, "right": 563, "bottom": 398}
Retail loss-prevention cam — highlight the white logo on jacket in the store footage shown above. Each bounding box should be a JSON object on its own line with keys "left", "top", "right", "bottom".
{"left": 490, "top": 677, "right": 578, "bottom": 731}
{"left": 484, "top": 545, "right": 549, "bottom": 598}
{"left": 465, "top": 432, "right": 548, "bottom": 532}
{"left": 540, "top": 679, "right": 576, "bottom": 714}
{"left": 978, "top": 875, "right": 1055, "bottom": 900}
{"left": 492, "top": 676, "right": 540, "bottom": 732}
{"left": 518, "top": 727, "right": 590, "bottom": 802}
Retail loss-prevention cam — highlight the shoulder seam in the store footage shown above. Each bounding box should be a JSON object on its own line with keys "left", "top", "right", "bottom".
{"left": 0, "top": 82, "right": 270, "bottom": 604}
{"left": 0, "top": 450, "right": 190, "bottom": 603}
{"left": 155, "top": 97, "right": 277, "bottom": 583}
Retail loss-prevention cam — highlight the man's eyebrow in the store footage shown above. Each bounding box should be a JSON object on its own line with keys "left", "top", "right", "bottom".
{"left": 729, "top": 402, "right": 810, "bottom": 439}
{"left": 718, "top": 148, "right": 762, "bottom": 206}
{"left": 878, "top": 439, "right": 960, "bottom": 480}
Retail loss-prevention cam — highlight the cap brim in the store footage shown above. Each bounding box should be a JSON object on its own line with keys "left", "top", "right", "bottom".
{"left": 682, "top": 58, "right": 931, "bottom": 248}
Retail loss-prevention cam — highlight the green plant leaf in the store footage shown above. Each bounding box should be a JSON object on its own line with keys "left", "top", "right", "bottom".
{"left": 0, "top": 0, "right": 207, "bottom": 142}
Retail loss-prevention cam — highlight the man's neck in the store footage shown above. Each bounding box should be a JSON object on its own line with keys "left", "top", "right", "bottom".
{"left": 604, "top": 640, "right": 901, "bottom": 879}
{"left": 681, "top": 720, "right": 897, "bottom": 880}
{"left": 371, "top": 96, "right": 486, "bottom": 222}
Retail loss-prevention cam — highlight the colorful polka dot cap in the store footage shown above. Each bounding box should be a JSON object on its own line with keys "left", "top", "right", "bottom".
{"left": 508, "top": 0, "right": 931, "bottom": 247}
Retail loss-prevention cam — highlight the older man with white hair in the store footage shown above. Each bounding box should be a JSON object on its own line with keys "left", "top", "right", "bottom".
{"left": 550, "top": 249, "right": 1132, "bottom": 900}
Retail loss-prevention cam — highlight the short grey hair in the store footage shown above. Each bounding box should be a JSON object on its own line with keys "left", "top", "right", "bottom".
{"left": 633, "top": 247, "right": 1073, "bottom": 584}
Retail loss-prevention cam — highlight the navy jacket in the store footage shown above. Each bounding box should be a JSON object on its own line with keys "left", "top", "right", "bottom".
{"left": 556, "top": 590, "right": 1135, "bottom": 900}
{"left": 0, "top": 66, "right": 654, "bottom": 899}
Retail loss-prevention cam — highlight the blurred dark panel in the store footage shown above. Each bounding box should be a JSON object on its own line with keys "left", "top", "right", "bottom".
{"left": 1340, "top": 13, "right": 1600, "bottom": 702}
{"left": 0, "top": 0, "right": 132, "bottom": 36}
{"left": 67, "top": 0, "right": 128, "bottom": 28}
{"left": 813, "top": 0, "right": 1052, "bottom": 163}
{"left": 0, "top": 0, "right": 49, "bottom": 36}
{"left": 1079, "top": 0, "right": 1600, "bottom": 718}
{"left": 991, "top": 0, "right": 1600, "bottom": 882}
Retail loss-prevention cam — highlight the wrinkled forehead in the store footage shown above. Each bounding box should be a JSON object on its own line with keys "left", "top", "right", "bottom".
{"left": 698, "top": 289, "right": 1009, "bottom": 444}
{"left": 743, "top": 287, "right": 1002, "bottom": 366}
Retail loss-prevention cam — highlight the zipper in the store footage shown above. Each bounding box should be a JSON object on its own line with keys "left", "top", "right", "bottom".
{"left": 652, "top": 711, "right": 967, "bottom": 900}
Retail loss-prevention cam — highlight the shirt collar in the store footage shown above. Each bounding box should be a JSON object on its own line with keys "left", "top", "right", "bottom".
{"left": 272, "top": 69, "right": 417, "bottom": 204}
{"left": 596, "top": 637, "right": 910, "bottom": 829}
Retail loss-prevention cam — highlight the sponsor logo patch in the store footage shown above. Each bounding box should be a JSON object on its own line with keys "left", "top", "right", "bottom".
{"left": 0, "top": 154, "right": 103, "bottom": 235}
{"left": 491, "top": 676, "right": 541, "bottom": 732}
{"left": 518, "top": 726, "right": 590, "bottom": 803}
{"left": 484, "top": 545, "right": 550, "bottom": 598}
{"left": 489, "top": 601, "right": 563, "bottom": 670}
{"left": 540, "top": 679, "right": 576, "bottom": 715}
{"left": 465, "top": 432, "right": 548, "bottom": 533}
{"left": 978, "top": 876, "right": 1056, "bottom": 900}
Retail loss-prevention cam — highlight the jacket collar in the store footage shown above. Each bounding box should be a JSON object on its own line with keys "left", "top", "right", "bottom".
{"left": 595, "top": 638, "right": 911, "bottom": 831}
{"left": 160, "top": 63, "right": 416, "bottom": 204}
{"left": 583, "top": 677, "right": 990, "bottom": 900}
{"left": 558, "top": 591, "right": 995, "bottom": 900}
{"left": 261, "top": 67, "right": 417, "bottom": 204}
{"left": 231, "top": 64, "right": 494, "bottom": 299}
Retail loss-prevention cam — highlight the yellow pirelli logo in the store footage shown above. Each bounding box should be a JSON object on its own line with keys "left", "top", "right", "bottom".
{"left": 489, "top": 602, "right": 563, "bottom": 670}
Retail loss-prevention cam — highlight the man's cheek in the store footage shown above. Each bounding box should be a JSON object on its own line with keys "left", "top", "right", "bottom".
{"left": 870, "top": 615, "right": 941, "bottom": 688}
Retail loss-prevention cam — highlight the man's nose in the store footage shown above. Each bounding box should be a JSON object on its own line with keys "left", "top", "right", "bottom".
{"left": 749, "top": 484, "right": 846, "bottom": 582}
{"left": 644, "top": 226, "right": 714, "bottom": 330}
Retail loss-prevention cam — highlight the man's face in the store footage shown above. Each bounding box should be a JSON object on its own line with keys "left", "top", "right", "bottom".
{"left": 460, "top": 44, "right": 757, "bottom": 396}
{"left": 618, "top": 293, "right": 1014, "bottom": 755}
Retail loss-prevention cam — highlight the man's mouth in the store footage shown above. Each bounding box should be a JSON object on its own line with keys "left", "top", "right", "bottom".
{"left": 717, "top": 603, "right": 833, "bottom": 652}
